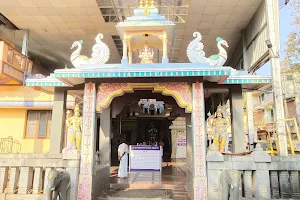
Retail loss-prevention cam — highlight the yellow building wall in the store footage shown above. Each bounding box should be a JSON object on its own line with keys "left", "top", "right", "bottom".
{"left": 0, "top": 108, "right": 50, "bottom": 153}
{"left": 0, "top": 86, "right": 77, "bottom": 153}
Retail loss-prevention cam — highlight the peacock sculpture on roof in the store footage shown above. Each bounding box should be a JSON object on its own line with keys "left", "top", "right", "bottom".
{"left": 70, "top": 33, "right": 110, "bottom": 68}
{"left": 186, "top": 32, "right": 229, "bottom": 67}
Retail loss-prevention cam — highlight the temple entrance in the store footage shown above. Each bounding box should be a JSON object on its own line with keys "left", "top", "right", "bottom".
{"left": 97, "top": 90, "right": 189, "bottom": 199}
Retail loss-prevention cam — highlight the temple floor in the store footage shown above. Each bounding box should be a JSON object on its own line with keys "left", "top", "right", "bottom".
{"left": 98, "top": 159, "right": 189, "bottom": 200}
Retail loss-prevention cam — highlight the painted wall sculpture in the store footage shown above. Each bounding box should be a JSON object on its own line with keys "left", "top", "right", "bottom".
{"left": 70, "top": 33, "right": 110, "bottom": 68}
{"left": 63, "top": 104, "right": 82, "bottom": 152}
{"left": 207, "top": 104, "right": 231, "bottom": 153}
{"left": 186, "top": 32, "right": 229, "bottom": 67}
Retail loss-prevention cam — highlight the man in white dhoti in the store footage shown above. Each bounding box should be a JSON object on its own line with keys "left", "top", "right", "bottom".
{"left": 118, "top": 140, "right": 129, "bottom": 178}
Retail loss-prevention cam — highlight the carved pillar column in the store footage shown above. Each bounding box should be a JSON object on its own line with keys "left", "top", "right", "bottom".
{"left": 279, "top": 171, "right": 290, "bottom": 198}
{"left": 0, "top": 167, "right": 8, "bottom": 193}
{"left": 206, "top": 145, "right": 224, "bottom": 200}
{"left": 289, "top": 171, "right": 300, "bottom": 198}
{"left": 8, "top": 167, "right": 19, "bottom": 193}
{"left": 32, "top": 167, "right": 43, "bottom": 194}
{"left": 169, "top": 117, "right": 186, "bottom": 158}
{"left": 270, "top": 171, "right": 280, "bottom": 198}
{"left": 43, "top": 167, "right": 52, "bottom": 191}
{"left": 122, "top": 33, "right": 128, "bottom": 64}
{"left": 243, "top": 171, "right": 253, "bottom": 198}
{"left": 191, "top": 82, "right": 207, "bottom": 200}
{"left": 18, "top": 167, "right": 33, "bottom": 194}
{"left": 78, "top": 82, "right": 97, "bottom": 200}
{"left": 252, "top": 144, "right": 271, "bottom": 199}
{"left": 162, "top": 31, "right": 168, "bottom": 63}
{"left": 128, "top": 51, "right": 133, "bottom": 64}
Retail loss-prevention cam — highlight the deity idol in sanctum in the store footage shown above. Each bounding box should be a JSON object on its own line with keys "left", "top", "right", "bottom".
{"left": 208, "top": 104, "right": 231, "bottom": 152}
{"left": 138, "top": 43, "right": 154, "bottom": 64}
{"left": 64, "top": 104, "right": 82, "bottom": 152}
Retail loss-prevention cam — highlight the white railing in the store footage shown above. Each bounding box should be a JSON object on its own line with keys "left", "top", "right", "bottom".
{"left": 207, "top": 144, "right": 300, "bottom": 200}
{"left": 0, "top": 153, "right": 80, "bottom": 200}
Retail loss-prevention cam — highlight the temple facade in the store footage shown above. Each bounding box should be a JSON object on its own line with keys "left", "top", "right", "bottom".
{"left": 0, "top": 0, "right": 299, "bottom": 200}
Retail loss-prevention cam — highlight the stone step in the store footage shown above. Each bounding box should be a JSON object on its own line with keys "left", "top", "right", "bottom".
{"left": 98, "top": 189, "right": 189, "bottom": 200}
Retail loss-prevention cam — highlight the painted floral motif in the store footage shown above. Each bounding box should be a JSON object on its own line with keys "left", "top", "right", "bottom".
{"left": 96, "top": 83, "right": 128, "bottom": 112}
{"left": 96, "top": 82, "right": 192, "bottom": 113}
{"left": 158, "top": 82, "right": 192, "bottom": 111}
{"left": 78, "top": 177, "right": 91, "bottom": 200}
{"left": 195, "top": 177, "right": 207, "bottom": 200}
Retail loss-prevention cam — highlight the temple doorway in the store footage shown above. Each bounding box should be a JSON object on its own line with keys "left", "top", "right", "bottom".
{"left": 102, "top": 90, "right": 188, "bottom": 196}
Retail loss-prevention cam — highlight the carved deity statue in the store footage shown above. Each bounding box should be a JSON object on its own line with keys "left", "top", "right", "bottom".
{"left": 64, "top": 104, "right": 82, "bottom": 152}
{"left": 138, "top": 43, "right": 154, "bottom": 64}
{"left": 208, "top": 104, "right": 230, "bottom": 152}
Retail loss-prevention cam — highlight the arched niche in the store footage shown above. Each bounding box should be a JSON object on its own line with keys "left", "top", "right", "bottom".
{"left": 96, "top": 82, "right": 192, "bottom": 113}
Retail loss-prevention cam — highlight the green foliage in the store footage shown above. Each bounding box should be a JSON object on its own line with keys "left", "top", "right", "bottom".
{"left": 282, "top": 0, "right": 300, "bottom": 71}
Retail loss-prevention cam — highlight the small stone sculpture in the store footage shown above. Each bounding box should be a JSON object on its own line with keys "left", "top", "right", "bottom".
{"left": 220, "top": 169, "right": 241, "bottom": 200}
{"left": 46, "top": 169, "right": 70, "bottom": 200}
{"left": 138, "top": 43, "right": 154, "bottom": 64}
{"left": 70, "top": 33, "right": 110, "bottom": 68}
{"left": 186, "top": 32, "right": 229, "bottom": 67}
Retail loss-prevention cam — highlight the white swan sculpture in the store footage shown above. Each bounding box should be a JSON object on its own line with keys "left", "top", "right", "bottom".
{"left": 186, "top": 32, "right": 229, "bottom": 67}
{"left": 70, "top": 33, "right": 110, "bottom": 68}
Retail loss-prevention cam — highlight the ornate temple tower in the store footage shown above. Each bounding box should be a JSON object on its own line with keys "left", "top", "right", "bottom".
{"left": 116, "top": 0, "right": 175, "bottom": 64}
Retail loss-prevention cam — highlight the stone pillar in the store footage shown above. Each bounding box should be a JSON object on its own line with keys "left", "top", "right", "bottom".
{"left": 206, "top": 144, "right": 224, "bottom": 200}
{"left": 0, "top": 167, "right": 8, "bottom": 193}
{"left": 246, "top": 92, "right": 255, "bottom": 150}
{"left": 185, "top": 114, "right": 194, "bottom": 199}
{"left": 252, "top": 144, "right": 271, "bottom": 199}
{"left": 279, "top": 171, "right": 290, "bottom": 198}
{"left": 18, "top": 167, "right": 33, "bottom": 194}
{"left": 243, "top": 171, "right": 253, "bottom": 198}
{"left": 162, "top": 31, "right": 168, "bottom": 63}
{"left": 78, "top": 82, "right": 97, "bottom": 200}
{"left": 122, "top": 33, "right": 128, "bottom": 64}
{"left": 229, "top": 85, "right": 246, "bottom": 153}
{"left": 22, "top": 30, "right": 29, "bottom": 56}
{"left": 128, "top": 51, "right": 133, "bottom": 64}
{"left": 32, "top": 167, "right": 43, "bottom": 194}
{"left": 43, "top": 167, "right": 52, "bottom": 191}
{"left": 265, "top": 0, "right": 288, "bottom": 156}
{"left": 270, "top": 171, "right": 280, "bottom": 198}
{"left": 289, "top": 171, "right": 300, "bottom": 198}
{"left": 62, "top": 149, "right": 81, "bottom": 199}
{"left": 169, "top": 117, "right": 186, "bottom": 159}
{"left": 8, "top": 167, "right": 19, "bottom": 193}
{"left": 99, "top": 106, "right": 111, "bottom": 166}
{"left": 191, "top": 82, "right": 207, "bottom": 200}
{"left": 50, "top": 87, "right": 67, "bottom": 153}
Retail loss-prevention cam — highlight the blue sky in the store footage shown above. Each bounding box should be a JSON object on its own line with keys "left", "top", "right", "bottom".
{"left": 255, "top": 3, "right": 293, "bottom": 76}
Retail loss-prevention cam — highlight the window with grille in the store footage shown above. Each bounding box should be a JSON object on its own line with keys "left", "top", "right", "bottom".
{"left": 26, "top": 111, "right": 52, "bottom": 138}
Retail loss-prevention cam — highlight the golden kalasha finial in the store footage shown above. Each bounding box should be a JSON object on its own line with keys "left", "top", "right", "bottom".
{"left": 150, "top": 0, "right": 155, "bottom": 7}
{"left": 144, "top": 0, "right": 150, "bottom": 15}
{"left": 139, "top": 0, "right": 144, "bottom": 8}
